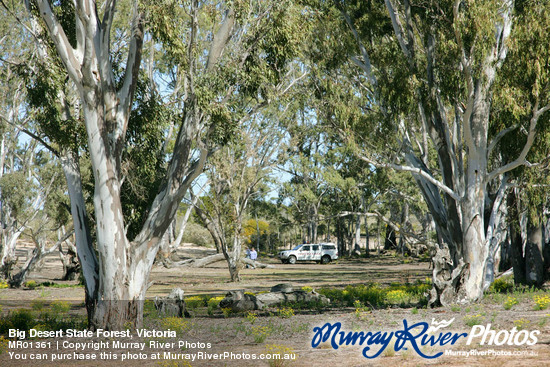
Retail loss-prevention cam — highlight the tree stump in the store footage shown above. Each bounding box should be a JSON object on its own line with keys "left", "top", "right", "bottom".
{"left": 154, "top": 288, "right": 190, "bottom": 318}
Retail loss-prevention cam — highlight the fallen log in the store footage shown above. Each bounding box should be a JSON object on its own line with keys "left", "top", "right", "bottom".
{"left": 219, "top": 284, "right": 330, "bottom": 312}
{"left": 242, "top": 257, "right": 274, "bottom": 269}
{"left": 190, "top": 253, "right": 225, "bottom": 267}
{"left": 161, "top": 252, "right": 275, "bottom": 268}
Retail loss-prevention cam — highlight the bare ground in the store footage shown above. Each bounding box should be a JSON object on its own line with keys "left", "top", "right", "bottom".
{"left": 1, "top": 243, "right": 550, "bottom": 366}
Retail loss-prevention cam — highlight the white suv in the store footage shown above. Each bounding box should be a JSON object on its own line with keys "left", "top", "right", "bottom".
{"left": 278, "top": 243, "right": 338, "bottom": 264}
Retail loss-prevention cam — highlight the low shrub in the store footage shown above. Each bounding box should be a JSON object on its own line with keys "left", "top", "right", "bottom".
{"left": 385, "top": 290, "right": 410, "bottom": 306}
{"left": 534, "top": 294, "right": 550, "bottom": 310}
{"left": 490, "top": 277, "right": 514, "bottom": 294}
{"left": 503, "top": 296, "right": 519, "bottom": 310}
{"left": 25, "top": 280, "right": 37, "bottom": 290}
{"left": 251, "top": 325, "right": 272, "bottom": 343}
{"left": 206, "top": 296, "right": 225, "bottom": 315}
{"left": 181, "top": 223, "right": 212, "bottom": 247}
{"left": 463, "top": 314, "right": 485, "bottom": 327}
{"left": 0, "top": 303, "right": 86, "bottom": 336}
{"left": 160, "top": 317, "right": 189, "bottom": 334}
{"left": 185, "top": 296, "right": 205, "bottom": 310}
{"left": 513, "top": 318, "right": 531, "bottom": 330}
{"left": 277, "top": 307, "right": 294, "bottom": 319}
{"left": 264, "top": 344, "right": 295, "bottom": 367}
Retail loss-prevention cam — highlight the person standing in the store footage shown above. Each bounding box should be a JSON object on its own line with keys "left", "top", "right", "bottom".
{"left": 249, "top": 247, "right": 257, "bottom": 269}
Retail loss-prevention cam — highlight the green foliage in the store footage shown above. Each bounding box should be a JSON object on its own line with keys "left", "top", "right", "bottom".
{"left": 25, "top": 280, "right": 38, "bottom": 290}
{"left": 37, "top": 281, "right": 83, "bottom": 289}
{"left": 182, "top": 222, "right": 212, "bottom": 247}
{"left": 221, "top": 307, "right": 233, "bottom": 318}
{"left": 122, "top": 92, "right": 170, "bottom": 240}
{"left": 385, "top": 290, "right": 411, "bottom": 306}
{"left": 463, "top": 314, "right": 486, "bottom": 327}
{"left": 185, "top": 296, "right": 206, "bottom": 310}
{"left": 0, "top": 336, "right": 8, "bottom": 355}
{"left": 31, "top": 299, "right": 46, "bottom": 311}
{"left": 50, "top": 300, "right": 71, "bottom": 314}
{"left": 489, "top": 277, "right": 515, "bottom": 294}
{"left": 318, "top": 284, "right": 386, "bottom": 307}
{"left": 0, "top": 303, "right": 86, "bottom": 336}
{"left": 533, "top": 294, "right": 550, "bottom": 310}
{"left": 20, "top": 62, "right": 82, "bottom": 151}
{"left": 264, "top": 344, "right": 295, "bottom": 367}
{"left": 513, "top": 318, "right": 531, "bottom": 330}
{"left": 251, "top": 325, "right": 273, "bottom": 343}
{"left": 0, "top": 309, "right": 34, "bottom": 333}
{"left": 246, "top": 311, "right": 258, "bottom": 324}
{"left": 206, "top": 296, "right": 225, "bottom": 315}
{"left": 276, "top": 307, "right": 295, "bottom": 319}
{"left": 503, "top": 296, "right": 519, "bottom": 310}
{"left": 353, "top": 300, "right": 370, "bottom": 320}
{"left": 160, "top": 317, "right": 189, "bottom": 334}
{"left": 0, "top": 172, "right": 34, "bottom": 218}
{"left": 318, "top": 280, "right": 430, "bottom": 309}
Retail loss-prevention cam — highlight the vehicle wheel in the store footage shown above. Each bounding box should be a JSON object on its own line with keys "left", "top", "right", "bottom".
{"left": 288, "top": 255, "right": 297, "bottom": 265}
{"left": 321, "top": 255, "right": 331, "bottom": 264}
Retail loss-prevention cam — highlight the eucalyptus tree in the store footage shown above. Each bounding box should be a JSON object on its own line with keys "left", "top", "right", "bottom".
{"left": 23, "top": 0, "right": 307, "bottom": 328}
{"left": 0, "top": 16, "right": 49, "bottom": 279}
{"left": 308, "top": 0, "right": 550, "bottom": 305}
{"left": 492, "top": 5, "right": 550, "bottom": 286}
{"left": 193, "top": 114, "right": 284, "bottom": 281}
{"left": 7, "top": 156, "right": 74, "bottom": 288}
{"left": 278, "top": 108, "right": 335, "bottom": 244}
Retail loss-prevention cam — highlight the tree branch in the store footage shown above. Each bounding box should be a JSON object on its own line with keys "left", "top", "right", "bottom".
{"left": 384, "top": 0, "right": 410, "bottom": 59}
{"left": 358, "top": 153, "right": 461, "bottom": 202}
{"left": 1, "top": 117, "right": 59, "bottom": 157}
{"left": 340, "top": 9, "right": 376, "bottom": 86}
{"left": 116, "top": 1, "right": 145, "bottom": 142}
{"left": 206, "top": 8, "right": 235, "bottom": 70}
{"left": 488, "top": 103, "right": 549, "bottom": 181}
{"left": 33, "top": 0, "right": 83, "bottom": 85}
{"left": 487, "top": 124, "right": 518, "bottom": 158}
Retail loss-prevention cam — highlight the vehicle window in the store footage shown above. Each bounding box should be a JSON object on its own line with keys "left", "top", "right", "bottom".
{"left": 323, "top": 245, "right": 335, "bottom": 250}
{"left": 292, "top": 245, "right": 302, "bottom": 250}
{"left": 312, "top": 245, "right": 319, "bottom": 251}
{"left": 302, "top": 246, "right": 310, "bottom": 251}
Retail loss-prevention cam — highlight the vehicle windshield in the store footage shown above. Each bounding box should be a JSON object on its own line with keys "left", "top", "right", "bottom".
{"left": 291, "top": 245, "right": 303, "bottom": 251}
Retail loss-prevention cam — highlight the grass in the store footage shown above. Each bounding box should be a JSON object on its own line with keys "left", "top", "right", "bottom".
{"left": 264, "top": 344, "right": 295, "bottom": 367}
{"left": 0, "top": 302, "right": 86, "bottom": 336}
{"left": 503, "top": 296, "right": 519, "bottom": 310}
{"left": 513, "top": 318, "right": 531, "bottom": 330}
{"left": 463, "top": 314, "right": 486, "bottom": 327}
{"left": 277, "top": 306, "right": 295, "bottom": 319}
{"left": 38, "top": 281, "right": 83, "bottom": 289}
{"left": 251, "top": 325, "right": 273, "bottom": 343}
{"left": 533, "top": 294, "right": 550, "bottom": 310}
{"left": 160, "top": 317, "right": 190, "bottom": 334}
{"left": 0, "top": 336, "right": 8, "bottom": 355}
{"left": 317, "top": 279, "right": 430, "bottom": 309}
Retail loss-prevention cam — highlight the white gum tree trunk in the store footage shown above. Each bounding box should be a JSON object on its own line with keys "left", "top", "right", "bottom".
{"left": 348, "top": 0, "right": 549, "bottom": 305}
{"left": 29, "top": 0, "right": 245, "bottom": 329}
